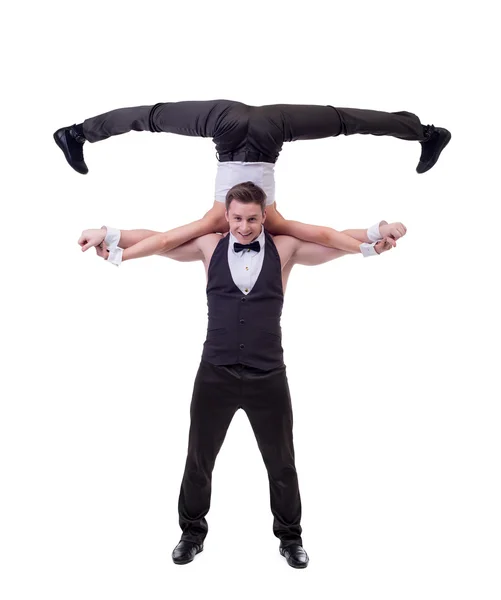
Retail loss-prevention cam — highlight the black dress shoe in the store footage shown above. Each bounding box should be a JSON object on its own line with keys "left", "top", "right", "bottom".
{"left": 171, "top": 540, "right": 203, "bottom": 565}
{"left": 53, "top": 125, "right": 88, "bottom": 174}
{"left": 279, "top": 544, "right": 309, "bottom": 569}
{"left": 416, "top": 126, "right": 451, "bottom": 174}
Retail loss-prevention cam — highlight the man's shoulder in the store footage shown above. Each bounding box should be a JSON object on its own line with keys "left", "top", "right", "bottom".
{"left": 198, "top": 233, "right": 225, "bottom": 245}
{"left": 195, "top": 233, "right": 224, "bottom": 257}
{"left": 270, "top": 234, "right": 301, "bottom": 250}
{"left": 269, "top": 234, "right": 302, "bottom": 266}
{"left": 270, "top": 234, "right": 295, "bottom": 242}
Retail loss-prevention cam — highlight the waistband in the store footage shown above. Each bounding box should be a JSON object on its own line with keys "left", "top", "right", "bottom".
{"left": 200, "top": 360, "right": 286, "bottom": 377}
{"left": 217, "top": 151, "right": 277, "bottom": 163}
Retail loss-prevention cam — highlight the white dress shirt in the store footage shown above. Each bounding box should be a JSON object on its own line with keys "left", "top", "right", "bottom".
{"left": 227, "top": 227, "right": 266, "bottom": 295}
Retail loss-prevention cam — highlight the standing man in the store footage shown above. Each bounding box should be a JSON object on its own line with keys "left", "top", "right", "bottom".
{"left": 83, "top": 182, "right": 403, "bottom": 568}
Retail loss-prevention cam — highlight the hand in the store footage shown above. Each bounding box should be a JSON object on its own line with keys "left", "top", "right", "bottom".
{"left": 95, "top": 242, "right": 109, "bottom": 260}
{"left": 78, "top": 228, "right": 106, "bottom": 252}
{"left": 379, "top": 221, "right": 407, "bottom": 241}
{"left": 375, "top": 236, "right": 396, "bottom": 254}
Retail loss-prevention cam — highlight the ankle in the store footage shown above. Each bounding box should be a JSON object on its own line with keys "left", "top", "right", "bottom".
{"left": 71, "top": 123, "right": 86, "bottom": 142}
{"left": 422, "top": 124, "right": 436, "bottom": 141}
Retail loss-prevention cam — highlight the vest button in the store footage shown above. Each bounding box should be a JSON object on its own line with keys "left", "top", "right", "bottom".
{"left": 241, "top": 297, "right": 246, "bottom": 302}
{"left": 240, "top": 319, "right": 245, "bottom": 325}
{"left": 239, "top": 344, "right": 245, "bottom": 350}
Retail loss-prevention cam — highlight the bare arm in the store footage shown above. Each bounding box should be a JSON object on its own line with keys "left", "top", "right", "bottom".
{"left": 290, "top": 236, "right": 394, "bottom": 267}
{"left": 78, "top": 202, "right": 226, "bottom": 262}
{"left": 121, "top": 230, "right": 177, "bottom": 261}
{"left": 276, "top": 236, "right": 349, "bottom": 294}
{"left": 121, "top": 205, "right": 226, "bottom": 262}
{"left": 78, "top": 227, "right": 159, "bottom": 252}
{"left": 342, "top": 221, "right": 407, "bottom": 243}
{"left": 291, "top": 241, "right": 348, "bottom": 266}
{"left": 95, "top": 232, "right": 205, "bottom": 263}
{"left": 80, "top": 225, "right": 211, "bottom": 261}
{"left": 340, "top": 228, "right": 371, "bottom": 243}
{"left": 271, "top": 218, "right": 365, "bottom": 253}
{"left": 158, "top": 237, "right": 204, "bottom": 262}
{"left": 267, "top": 209, "right": 405, "bottom": 251}
{"left": 114, "top": 228, "right": 160, "bottom": 249}
{"left": 118, "top": 229, "right": 206, "bottom": 262}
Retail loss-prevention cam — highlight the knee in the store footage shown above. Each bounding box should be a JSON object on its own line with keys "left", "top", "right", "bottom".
{"left": 267, "top": 463, "right": 298, "bottom": 486}
{"left": 184, "top": 456, "right": 214, "bottom": 487}
{"left": 265, "top": 208, "right": 287, "bottom": 235}
{"left": 202, "top": 204, "right": 227, "bottom": 232}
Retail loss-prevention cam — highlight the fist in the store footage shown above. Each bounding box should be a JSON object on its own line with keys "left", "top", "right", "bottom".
{"left": 95, "top": 242, "right": 109, "bottom": 260}
{"left": 78, "top": 228, "right": 106, "bottom": 252}
{"left": 379, "top": 221, "right": 407, "bottom": 240}
{"left": 375, "top": 237, "right": 396, "bottom": 254}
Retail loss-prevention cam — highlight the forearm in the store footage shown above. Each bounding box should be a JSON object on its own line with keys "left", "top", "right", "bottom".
{"left": 291, "top": 220, "right": 387, "bottom": 265}
{"left": 280, "top": 220, "right": 363, "bottom": 253}
{"left": 293, "top": 244, "right": 349, "bottom": 266}
{"left": 340, "top": 228, "right": 370, "bottom": 243}
{"left": 121, "top": 231, "right": 173, "bottom": 262}
{"left": 115, "top": 229, "right": 160, "bottom": 249}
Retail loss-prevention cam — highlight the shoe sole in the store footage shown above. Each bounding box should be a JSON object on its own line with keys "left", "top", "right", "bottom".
{"left": 172, "top": 546, "right": 203, "bottom": 565}
{"left": 279, "top": 547, "right": 309, "bottom": 568}
{"left": 53, "top": 129, "right": 88, "bottom": 175}
{"left": 416, "top": 130, "right": 451, "bottom": 174}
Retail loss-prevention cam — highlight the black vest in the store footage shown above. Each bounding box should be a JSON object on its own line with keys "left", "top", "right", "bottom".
{"left": 202, "top": 230, "right": 284, "bottom": 370}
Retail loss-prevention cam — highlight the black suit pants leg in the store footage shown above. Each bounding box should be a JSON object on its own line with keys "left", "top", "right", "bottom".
{"left": 254, "top": 103, "right": 425, "bottom": 144}
{"left": 82, "top": 99, "right": 249, "bottom": 147}
{"left": 241, "top": 364, "right": 303, "bottom": 547}
{"left": 177, "top": 361, "right": 240, "bottom": 544}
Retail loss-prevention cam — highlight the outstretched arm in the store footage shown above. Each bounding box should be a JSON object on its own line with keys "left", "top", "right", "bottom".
{"left": 341, "top": 221, "right": 407, "bottom": 242}
{"left": 266, "top": 206, "right": 406, "bottom": 252}
{"left": 292, "top": 236, "right": 395, "bottom": 266}
{"left": 276, "top": 231, "right": 397, "bottom": 294}
{"left": 78, "top": 227, "right": 159, "bottom": 251}
{"left": 79, "top": 227, "right": 205, "bottom": 263}
{"left": 269, "top": 217, "right": 367, "bottom": 253}
{"left": 120, "top": 217, "right": 218, "bottom": 261}
{"left": 78, "top": 202, "right": 227, "bottom": 262}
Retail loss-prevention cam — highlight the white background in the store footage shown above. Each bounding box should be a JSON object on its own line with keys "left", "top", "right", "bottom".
{"left": 1, "top": 0, "right": 500, "bottom": 598}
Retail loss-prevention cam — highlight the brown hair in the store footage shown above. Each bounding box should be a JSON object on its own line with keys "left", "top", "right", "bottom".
{"left": 225, "top": 181, "right": 267, "bottom": 213}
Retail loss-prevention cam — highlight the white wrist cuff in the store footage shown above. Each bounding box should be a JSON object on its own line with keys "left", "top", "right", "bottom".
{"left": 104, "top": 226, "right": 121, "bottom": 249}
{"left": 367, "top": 220, "right": 386, "bottom": 243}
{"left": 107, "top": 246, "right": 123, "bottom": 266}
{"left": 360, "top": 242, "right": 378, "bottom": 257}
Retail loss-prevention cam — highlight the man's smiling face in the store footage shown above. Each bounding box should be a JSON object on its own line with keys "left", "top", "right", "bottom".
{"left": 225, "top": 200, "right": 267, "bottom": 244}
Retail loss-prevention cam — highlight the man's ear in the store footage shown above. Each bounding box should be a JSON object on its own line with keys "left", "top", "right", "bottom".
{"left": 225, "top": 210, "right": 229, "bottom": 223}
{"left": 262, "top": 209, "right": 267, "bottom": 223}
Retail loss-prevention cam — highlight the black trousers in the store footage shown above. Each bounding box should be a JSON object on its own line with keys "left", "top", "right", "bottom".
{"left": 82, "top": 99, "right": 425, "bottom": 163}
{"left": 178, "top": 360, "right": 302, "bottom": 547}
